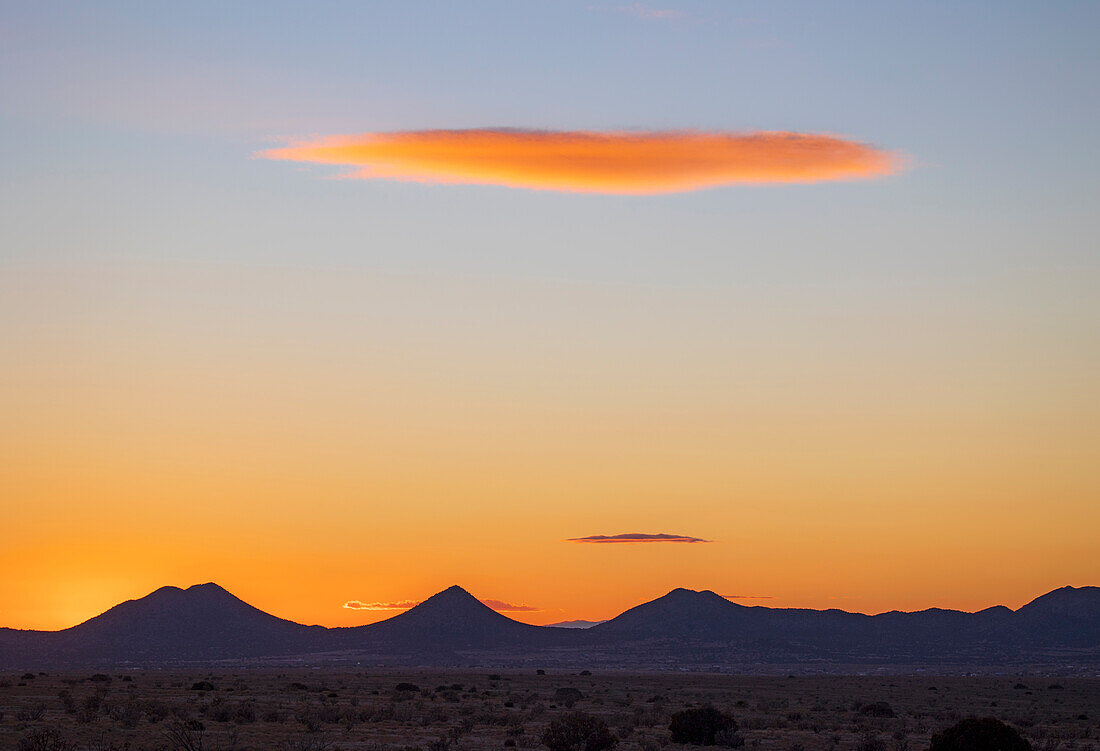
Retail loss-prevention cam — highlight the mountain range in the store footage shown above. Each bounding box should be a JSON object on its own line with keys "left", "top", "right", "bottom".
{"left": 1, "top": 584, "right": 1097, "bottom": 672}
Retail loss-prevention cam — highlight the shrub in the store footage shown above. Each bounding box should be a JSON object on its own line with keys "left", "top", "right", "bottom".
{"left": 285, "top": 732, "right": 333, "bottom": 751}
{"left": 296, "top": 704, "right": 324, "bottom": 732}
{"left": 190, "top": 681, "right": 216, "bottom": 692}
{"left": 110, "top": 699, "right": 143, "bottom": 728}
{"left": 18, "top": 728, "right": 74, "bottom": 751}
{"left": 163, "top": 719, "right": 207, "bottom": 751}
{"left": 669, "top": 706, "right": 738, "bottom": 746}
{"left": 862, "top": 703, "right": 896, "bottom": 718}
{"left": 263, "top": 707, "right": 288, "bottom": 723}
{"left": 78, "top": 693, "right": 102, "bottom": 723}
{"left": 929, "top": 718, "right": 1032, "bottom": 751}
{"left": 235, "top": 701, "right": 256, "bottom": 723}
{"left": 542, "top": 711, "right": 618, "bottom": 751}
{"left": 715, "top": 730, "right": 746, "bottom": 748}
{"left": 554, "top": 687, "right": 585, "bottom": 708}
{"left": 16, "top": 703, "right": 47, "bottom": 721}
{"left": 858, "top": 735, "right": 887, "bottom": 751}
{"left": 395, "top": 683, "right": 421, "bottom": 693}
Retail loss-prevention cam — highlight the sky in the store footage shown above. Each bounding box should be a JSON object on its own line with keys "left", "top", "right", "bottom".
{"left": 1, "top": 1, "right": 1098, "bottom": 630}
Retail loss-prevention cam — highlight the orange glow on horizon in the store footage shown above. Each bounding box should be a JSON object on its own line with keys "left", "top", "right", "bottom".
{"left": 1, "top": 263, "right": 1096, "bottom": 633}
{"left": 258, "top": 129, "right": 902, "bottom": 193}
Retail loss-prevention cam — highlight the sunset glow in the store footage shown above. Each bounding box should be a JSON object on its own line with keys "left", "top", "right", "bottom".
{"left": 258, "top": 129, "right": 901, "bottom": 194}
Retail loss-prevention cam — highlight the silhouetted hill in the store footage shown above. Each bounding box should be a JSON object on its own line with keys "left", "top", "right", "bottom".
{"left": 69, "top": 583, "right": 328, "bottom": 657}
{"left": 1013, "top": 585, "right": 1100, "bottom": 647}
{"left": 336, "top": 589, "right": 585, "bottom": 659}
{"left": 349, "top": 585, "right": 574, "bottom": 649}
{"left": 594, "top": 588, "right": 748, "bottom": 639}
{"left": 0, "top": 583, "right": 328, "bottom": 667}
{"left": 592, "top": 586, "right": 1100, "bottom": 663}
{"left": 0, "top": 583, "right": 1096, "bottom": 671}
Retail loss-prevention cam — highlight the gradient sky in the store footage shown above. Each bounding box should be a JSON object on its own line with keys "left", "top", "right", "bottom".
{"left": 1, "top": 1, "right": 1098, "bottom": 630}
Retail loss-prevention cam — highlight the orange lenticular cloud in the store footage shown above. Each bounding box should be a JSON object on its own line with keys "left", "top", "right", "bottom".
{"left": 258, "top": 129, "right": 903, "bottom": 194}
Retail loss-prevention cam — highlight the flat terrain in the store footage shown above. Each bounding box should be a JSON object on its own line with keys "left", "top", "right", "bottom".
{"left": 0, "top": 670, "right": 1095, "bottom": 751}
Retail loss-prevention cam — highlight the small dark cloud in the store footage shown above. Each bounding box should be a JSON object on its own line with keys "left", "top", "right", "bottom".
{"left": 566, "top": 532, "right": 712, "bottom": 544}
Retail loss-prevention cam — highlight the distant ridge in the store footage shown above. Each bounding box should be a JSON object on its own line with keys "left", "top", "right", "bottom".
{"left": 594, "top": 588, "right": 745, "bottom": 639}
{"left": 1, "top": 584, "right": 1096, "bottom": 672}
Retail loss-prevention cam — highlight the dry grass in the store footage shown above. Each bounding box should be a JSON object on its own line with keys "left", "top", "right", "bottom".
{"left": 0, "top": 669, "right": 1095, "bottom": 751}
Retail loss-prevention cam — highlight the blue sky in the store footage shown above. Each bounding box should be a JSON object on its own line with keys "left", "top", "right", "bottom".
{"left": 3, "top": 1, "right": 1097, "bottom": 281}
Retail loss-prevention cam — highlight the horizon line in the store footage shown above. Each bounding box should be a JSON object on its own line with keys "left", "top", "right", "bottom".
{"left": 8, "top": 581, "right": 1093, "bottom": 633}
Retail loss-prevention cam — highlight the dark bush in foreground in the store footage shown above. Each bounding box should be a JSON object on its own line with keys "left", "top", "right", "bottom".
{"left": 190, "top": 680, "right": 216, "bottom": 691}
{"left": 861, "top": 702, "right": 896, "bottom": 718}
{"left": 395, "top": 682, "right": 420, "bottom": 693}
{"left": 670, "top": 706, "right": 738, "bottom": 745}
{"left": 929, "top": 718, "right": 1031, "bottom": 751}
{"left": 542, "top": 711, "right": 617, "bottom": 751}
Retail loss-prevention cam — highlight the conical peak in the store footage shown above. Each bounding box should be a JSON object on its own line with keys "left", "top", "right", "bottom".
{"left": 416, "top": 585, "right": 485, "bottom": 609}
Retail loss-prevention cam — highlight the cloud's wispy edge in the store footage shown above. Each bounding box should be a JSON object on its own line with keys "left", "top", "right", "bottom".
{"left": 343, "top": 598, "right": 540, "bottom": 612}
{"left": 342, "top": 599, "right": 420, "bottom": 611}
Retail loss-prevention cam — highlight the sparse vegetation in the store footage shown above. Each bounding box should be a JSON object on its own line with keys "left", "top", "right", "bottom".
{"left": 0, "top": 671, "right": 1093, "bottom": 750}
{"left": 861, "top": 701, "right": 896, "bottom": 718}
{"left": 18, "top": 727, "right": 74, "bottom": 751}
{"left": 670, "top": 705, "right": 738, "bottom": 745}
{"left": 542, "top": 711, "right": 617, "bottom": 751}
{"left": 554, "top": 687, "right": 585, "bottom": 707}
